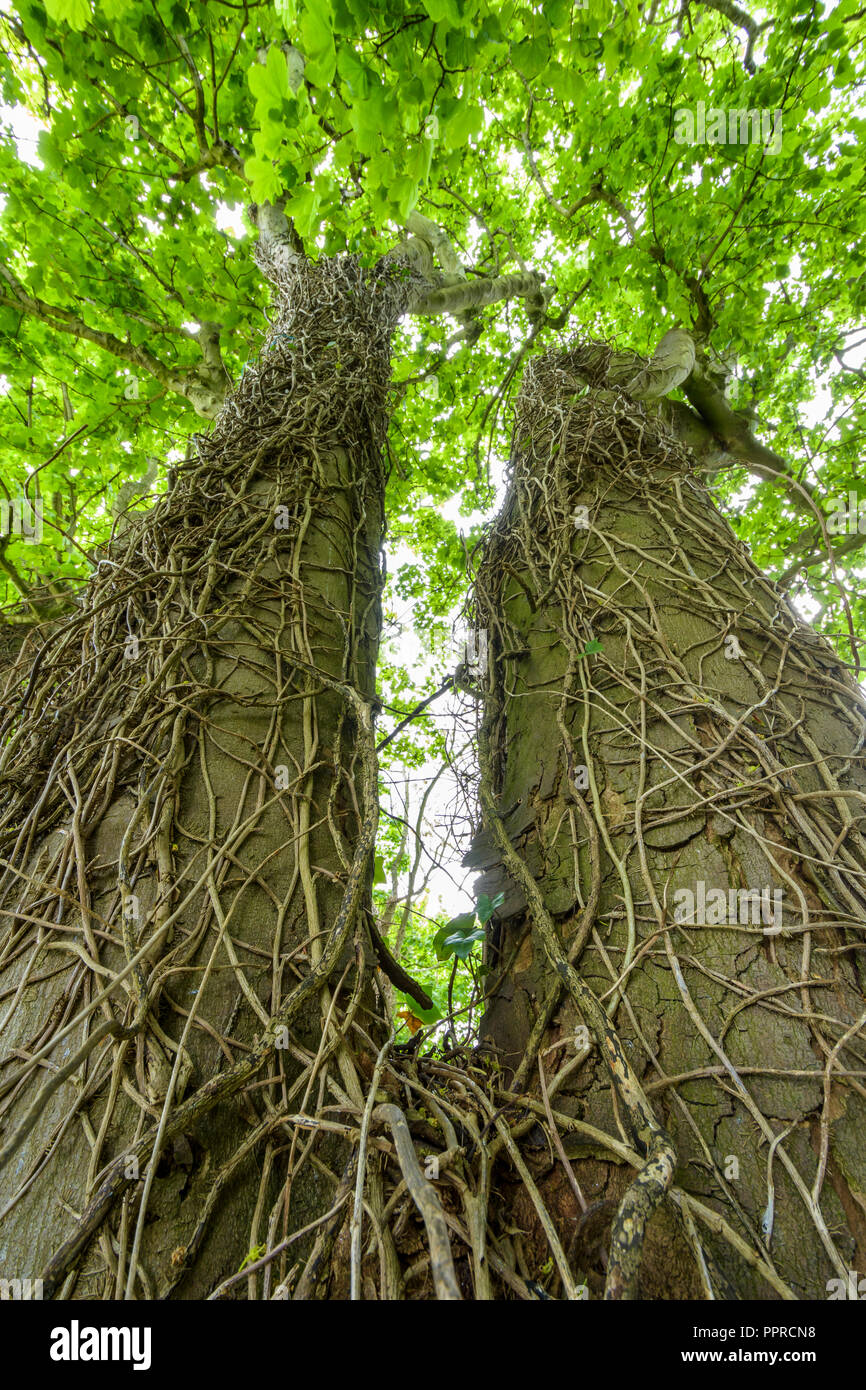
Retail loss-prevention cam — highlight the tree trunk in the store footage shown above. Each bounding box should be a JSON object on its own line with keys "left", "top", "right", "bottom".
{"left": 469, "top": 344, "right": 866, "bottom": 1299}
{"left": 0, "top": 252, "right": 412, "bottom": 1299}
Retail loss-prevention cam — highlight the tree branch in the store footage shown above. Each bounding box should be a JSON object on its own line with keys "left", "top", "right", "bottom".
{"left": 679, "top": 362, "right": 816, "bottom": 499}
{"left": 0, "top": 265, "right": 226, "bottom": 418}
{"left": 409, "top": 270, "right": 546, "bottom": 319}
{"left": 777, "top": 524, "right": 866, "bottom": 587}
{"left": 690, "top": 0, "right": 770, "bottom": 71}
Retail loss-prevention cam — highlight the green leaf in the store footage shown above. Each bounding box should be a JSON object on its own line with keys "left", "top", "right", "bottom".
{"left": 284, "top": 183, "right": 320, "bottom": 239}
{"left": 547, "top": 63, "right": 584, "bottom": 103}
{"left": 396, "top": 991, "right": 443, "bottom": 1026}
{"left": 510, "top": 38, "right": 549, "bottom": 80}
{"left": 423, "top": 0, "right": 461, "bottom": 21}
{"left": 584, "top": 639, "right": 603, "bottom": 655}
{"left": 442, "top": 101, "right": 484, "bottom": 151}
{"left": 443, "top": 926, "right": 485, "bottom": 960}
{"left": 432, "top": 911, "right": 475, "bottom": 961}
{"left": 476, "top": 891, "right": 504, "bottom": 924}
{"left": 406, "top": 138, "right": 434, "bottom": 187}
{"left": 243, "top": 155, "right": 285, "bottom": 205}
{"left": 248, "top": 45, "right": 290, "bottom": 108}
{"left": 45, "top": 0, "right": 92, "bottom": 28}
{"left": 300, "top": 2, "right": 336, "bottom": 87}
{"left": 390, "top": 174, "right": 419, "bottom": 220}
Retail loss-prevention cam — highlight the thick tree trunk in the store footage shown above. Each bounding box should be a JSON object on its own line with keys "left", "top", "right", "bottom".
{"left": 470, "top": 345, "right": 866, "bottom": 1299}
{"left": 0, "top": 254, "right": 413, "bottom": 1299}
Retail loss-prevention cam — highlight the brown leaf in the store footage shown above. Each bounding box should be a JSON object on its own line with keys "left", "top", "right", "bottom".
{"left": 397, "top": 1008, "right": 424, "bottom": 1035}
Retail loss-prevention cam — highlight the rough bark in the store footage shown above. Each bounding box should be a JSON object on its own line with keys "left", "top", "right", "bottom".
{"left": 0, "top": 252, "right": 415, "bottom": 1299}
{"left": 469, "top": 344, "right": 866, "bottom": 1299}
{"left": 0, "top": 213, "right": 563, "bottom": 1301}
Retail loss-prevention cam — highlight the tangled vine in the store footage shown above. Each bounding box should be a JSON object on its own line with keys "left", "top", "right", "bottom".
{"left": 468, "top": 343, "right": 866, "bottom": 1298}
{"left": 3, "top": 298, "right": 866, "bottom": 1299}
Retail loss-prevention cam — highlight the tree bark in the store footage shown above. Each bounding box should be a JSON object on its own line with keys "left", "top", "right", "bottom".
{"left": 469, "top": 343, "right": 866, "bottom": 1299}
{"left": 0, "top": 253, "right": 412, "bottom": 1299}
